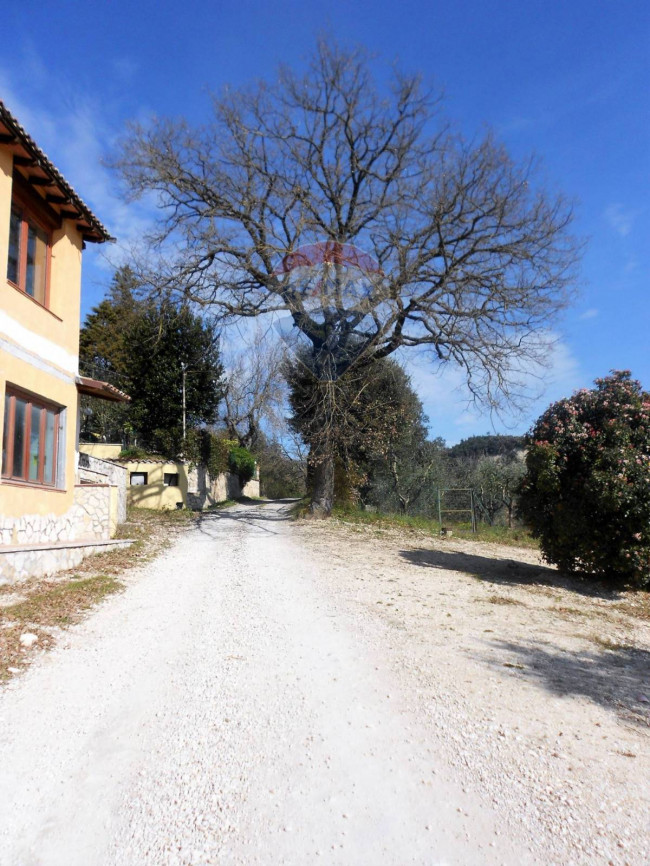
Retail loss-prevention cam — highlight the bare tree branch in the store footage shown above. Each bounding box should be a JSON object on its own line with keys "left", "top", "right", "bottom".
{"left": 112, "top": 38, "right": 580, "bottom": 514}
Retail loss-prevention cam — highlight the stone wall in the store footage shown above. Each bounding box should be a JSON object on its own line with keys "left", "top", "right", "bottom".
{"left": 0, "top": 477, "right": 124, "bottom": 583}
{"left": 78, "top": 451, "right": 128, "bottom": 526}
{"left": 0, "top": 538, "right": 132, "bottom": 584}
{"left": 0, "top": 483, "right": 111, "bottom": 550}
{"left": 185, "top": 467, "right": 260, "bottom": 510}
{"left": 71, "top": 484, "right": 111, "bottom": 540}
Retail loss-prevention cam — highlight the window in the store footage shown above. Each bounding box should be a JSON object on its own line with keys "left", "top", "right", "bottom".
{"left": 163, "top": 473, "right": 179, "bottom": 487}
{"left": 2, "top": 389, "right": 60, "bottom": 486}
{"left": 130, "top": 472, "right": 148, "bottom": 486}
{"left": 6, "top": 181, "right": 53, "bottom": 307}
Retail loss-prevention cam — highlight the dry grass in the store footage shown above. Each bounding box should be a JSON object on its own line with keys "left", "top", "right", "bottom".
{"left": 4, "top": 575, "right": 122, "bottom": 628}
{"left": 0, "top": 576, "right": 121, "bottom": 681}
{"left": 329, "top": 505, "right": 540, "bottom": 549}
{"left": 588, "top": 634, "right": 635, "bottom": 652}
{"left": 0, "top": 507, "right": 193, "bottom": 683}
{"left": 615, "top": 592, "right": 650, "bottom": 622}
{"left": 485, "top": 594, "right": 525, "bottom": 606}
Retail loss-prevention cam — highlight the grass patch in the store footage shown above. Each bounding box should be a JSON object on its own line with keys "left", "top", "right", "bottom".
{"left": 589, "top": 635, "right": 634, "bottom": 652}
{"left": 331, "top": 506, "right": 539, "bottom": 548}
{"left": 289, "top": 497, "right": 312, "bottom": 519}
{"left": 616, "top": 593, "right": 650, "bottom": 622}
{"left": 0, "top": 575, "right": 122, "bottom": 682}
{"left": 204, "top": 499, "right": 238, "bottom": 510}
{"left": 485, "top": 594, "right": 525, "bottom": 606}
{"left": 1, "top": 507, "right": 194, "bottom": 683}
{"left": 84, "top": 506, "right": 194, "bottom": 575}
{"left": 4, "top": 576, "right": 122, "bottom": 629}
{"left": 552, "top": 605, "right": 603, "bottom": 621}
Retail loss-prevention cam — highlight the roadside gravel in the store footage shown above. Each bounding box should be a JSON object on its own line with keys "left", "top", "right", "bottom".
{"left": 0, "top": 501, "right": 647, "bottom": 865}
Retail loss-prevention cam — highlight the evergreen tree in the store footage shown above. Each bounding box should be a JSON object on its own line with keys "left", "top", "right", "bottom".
{"left": 79, "top": 267, "right": 225, "bottom": 455}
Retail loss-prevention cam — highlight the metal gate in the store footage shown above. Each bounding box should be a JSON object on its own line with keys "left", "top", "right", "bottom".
{"left": 435, "top": 488, "right": 476, "bottom": 532}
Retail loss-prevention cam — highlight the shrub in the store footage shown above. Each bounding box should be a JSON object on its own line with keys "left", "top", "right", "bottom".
{"left": 518, "top": 371, "right": 650, "bottom": 588}
{"left": 182, "top": 430, "right": 237, "bottom": 476}
{"left": 228, "top": 446, "right": 256, "bottom": 486}
{"left": 118, "top": 445, "right": 156, "bottom": 460}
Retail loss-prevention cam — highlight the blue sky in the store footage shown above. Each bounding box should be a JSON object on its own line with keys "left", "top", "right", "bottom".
{"left": 2, "top": 0, "right": 648, "bottom": 443}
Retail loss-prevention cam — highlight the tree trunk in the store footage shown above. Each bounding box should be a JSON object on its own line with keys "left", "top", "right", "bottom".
{"left": 309, "top": 451, "right": 335, "bottom": 517}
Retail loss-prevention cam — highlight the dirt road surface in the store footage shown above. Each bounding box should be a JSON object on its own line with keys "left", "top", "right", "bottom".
{"left": 0, "top": 501, "right": 647, "bottom": 865}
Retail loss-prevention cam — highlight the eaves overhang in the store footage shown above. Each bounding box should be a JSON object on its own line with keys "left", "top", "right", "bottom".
{"left": 0, "top": 100, "right": 114, "bottom": 244}
{"left": 76, "top": 376, "right": 130, "bottom": 403}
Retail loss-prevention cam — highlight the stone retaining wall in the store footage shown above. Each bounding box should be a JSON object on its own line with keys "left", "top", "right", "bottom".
{"left": 78, "top": 452, "right": 128, "bottom": 529}
{"left": 79, "top": 452, "right": 128, "bottom": 523}
{"left": 0, "top": 483, "right": 111, "bottom": 550}
{"left": 0, "top": 538, "right": 133, "bottom": 584}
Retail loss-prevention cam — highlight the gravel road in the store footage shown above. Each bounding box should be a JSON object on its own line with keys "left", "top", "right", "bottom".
{"left": 0, "top": 501, "right": 646, "bottom": 865}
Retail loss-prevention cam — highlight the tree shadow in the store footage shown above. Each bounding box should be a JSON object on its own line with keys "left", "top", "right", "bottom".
{"left": 194, "top": 499, "right": 295, "bottom": 537}
{"left": 481, "top": 638, "right": 650, "bottom": 728}
{"left": 399, "top": 548, "right": 621, "bottom": 600}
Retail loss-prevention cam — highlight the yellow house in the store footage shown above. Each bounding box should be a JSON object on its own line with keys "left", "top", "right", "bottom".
{"left": 0, "top": 101, "right": 130, "bottom": 581}
{"left": 80, "top": 444, "right": 260, "bottom": 510}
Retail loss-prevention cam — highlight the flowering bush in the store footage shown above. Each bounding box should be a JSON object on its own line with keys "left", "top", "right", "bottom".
{"left": 518, "top": 371, "right": 650, "bottom": 588}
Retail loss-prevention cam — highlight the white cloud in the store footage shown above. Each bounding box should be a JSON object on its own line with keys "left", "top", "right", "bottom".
{"left": 579, "top": 308, "right": 599, "bottom": 320}
{"left": 624, "top": 258, "right": 639, "bottom": 274}
{"left": 603, "top": 203, "right": 640, "bottom": 238}
{"left": 401, "top": 333, "right": 583, "bottom": 445}
{"left": 0, "top": 64, "right": 154, "bottom": 271}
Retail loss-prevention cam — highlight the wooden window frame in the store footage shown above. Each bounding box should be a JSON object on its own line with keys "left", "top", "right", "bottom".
{"left": 2, "top": 387, "right": 61, "bottom": 487}
{"left": 6, "top": 176, "right": 56, "bottom": 309}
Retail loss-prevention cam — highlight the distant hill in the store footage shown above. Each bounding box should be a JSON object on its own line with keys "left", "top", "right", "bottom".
{"left": 447, "top": 434, "right": 525, "bottom": 459}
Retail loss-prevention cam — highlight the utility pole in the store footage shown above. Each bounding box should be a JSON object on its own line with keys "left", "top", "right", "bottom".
{"left": 181, "top": 362, "right": 187, "bottom": 445}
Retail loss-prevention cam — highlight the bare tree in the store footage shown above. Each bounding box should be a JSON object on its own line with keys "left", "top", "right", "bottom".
{"left": 114, "top": 40, "right": 578, "bottom": 515}
{"left": 221, "top": 332, "right": 286, "bottom": 449}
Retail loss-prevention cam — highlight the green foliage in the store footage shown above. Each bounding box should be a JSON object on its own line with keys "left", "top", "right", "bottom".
{"left": 256, "top": 438, "right": 306, "bottom": 499}
{"left": 228, "top": 446, "right": 257, "bottom": 486}
{"left": 471, "top": 456, "right": 526, "bottom": 526}
{"left": 332, "top": 505, "right": 538, "bottom": 548}
{"left": 519, "top": 371, "right": 650, "bottom": 588}
{"left": 286, "top": 354, "right": 440, "bottom": 509}
{"left": 118, "top": 446, "right": 160, "bottom": 460}
{"left": 183, "top": 430, "right": 236, "bottom": 476}
{"left": 448, "top": 434, "right": 524, "bottom": 459}
{"left": 205, "top": 436, "right": 237, "bottom": 478}
{"left": 79, "top": 266, "right": 225, "bottom": 456}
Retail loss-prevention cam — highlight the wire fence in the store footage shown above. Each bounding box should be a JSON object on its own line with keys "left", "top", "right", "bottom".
{"left": 435, "top": 488, "right": 477, "bottom": 532}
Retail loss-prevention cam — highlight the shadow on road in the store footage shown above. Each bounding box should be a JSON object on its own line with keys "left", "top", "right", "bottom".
{"left": 479, "top": 637, "right": 650, "bottom": 727}
{"left": 194, "top": 499, "right": 298, "bottom": 537}
{"left": 398, "top": 548, "right": 620, "bottom": 600}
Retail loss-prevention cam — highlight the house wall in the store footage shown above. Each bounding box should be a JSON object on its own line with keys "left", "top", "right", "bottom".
{"left": 121, "top": 459, "right": 260, "bottom": 510}
{"left": 0, "top": 145, "right": 84, "bottom": 525}
{"left": 125, "top": 461, "right": 188, "bottom": 510}
{"left": 0, "top": 127, "right": 130, "bottom": 583}
{"left": 80, "top": 443, "right": 123, "bottom": 460}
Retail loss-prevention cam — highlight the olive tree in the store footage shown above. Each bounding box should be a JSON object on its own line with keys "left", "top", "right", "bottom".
{"left": 114, "top": 40, "right": 578, "bottom": 515}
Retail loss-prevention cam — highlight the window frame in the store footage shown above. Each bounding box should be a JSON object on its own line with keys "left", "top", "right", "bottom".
{"left": 130, "top": 472, "right": 148, "bottom": 486}
{"left": 2, "top": 387, "right": 62, "bottom": 488}
{"left": 6, "top": 176, "right": 56, "bottom": 309}
{"left": 163, "top": 472, "right": 179, "bottom": 487}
